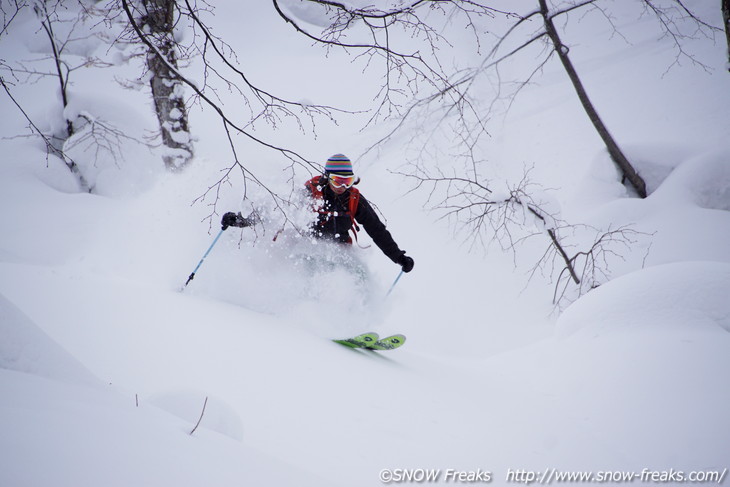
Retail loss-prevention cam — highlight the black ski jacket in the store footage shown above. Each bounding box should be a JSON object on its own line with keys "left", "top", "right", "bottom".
{"left": 307, "top": 182, "right": 405, "bottom": 263}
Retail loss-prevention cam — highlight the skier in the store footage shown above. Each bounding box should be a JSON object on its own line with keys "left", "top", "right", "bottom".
{"left": 221, "top": 154, "right": 414, "bottom": 274}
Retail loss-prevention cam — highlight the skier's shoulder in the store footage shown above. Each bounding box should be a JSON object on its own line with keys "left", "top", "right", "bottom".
{"left": 352, "top": 189, "right": 381, "bottom": 223}
{"left": 305, "top": 175, "right": 323, "bottom": 193}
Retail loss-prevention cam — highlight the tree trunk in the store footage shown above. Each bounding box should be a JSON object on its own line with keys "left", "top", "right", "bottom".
{"left": 722, "top": 0, "right": 730, "bottom": 71}
{"left": 142, "top": 0, "right": 193, "bottom": 171}
{"left": 538, "top": 0, "right": 647, "bottom": 198}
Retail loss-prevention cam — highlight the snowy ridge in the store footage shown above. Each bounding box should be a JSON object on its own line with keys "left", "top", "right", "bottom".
{"left": 556, "top": 261, "right": 730, "bottom": 338}
{"left": 0, "top": 293, "right": 99, "bottom": 386}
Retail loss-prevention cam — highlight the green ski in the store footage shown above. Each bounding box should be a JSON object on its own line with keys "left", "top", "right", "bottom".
{"left": 333, "top": 332, "right": 406, "bottom": 351}
{"left": 366, "top": 334, "right": 406, "bottom": 351}
{"left": 333, "top": 332, "right": 379, "bottom": 349}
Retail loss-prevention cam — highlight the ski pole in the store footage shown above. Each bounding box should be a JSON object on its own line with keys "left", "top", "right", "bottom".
{"left": 385, "top": 269, "right": 404, "bottom": 298}
{"left": 183, "top": 228, "right": 225, "bottom": 289}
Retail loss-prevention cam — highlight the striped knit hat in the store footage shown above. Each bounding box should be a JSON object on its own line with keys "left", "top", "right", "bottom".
{"left": 325, "top": 154, "right": 354, "bottom": 175}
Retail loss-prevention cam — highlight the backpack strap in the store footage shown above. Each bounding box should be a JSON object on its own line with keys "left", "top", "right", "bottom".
{"left": 348, "top": 187, "right": 360, "bottom": 225}
{"left": 347, "top": 188, "right": 367, "bottom": 246}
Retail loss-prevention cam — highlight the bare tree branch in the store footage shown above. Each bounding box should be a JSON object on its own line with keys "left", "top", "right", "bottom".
{"left": 36, "top": 2, "right": 75, "bottom": 138}
{"left": 640, "top": 0, "right": 721, "bottom": 74}
{"left": 119, "top": 0, "right": 324, "bottom": 222}
{"left": 0, "top": 0, "right": 28, "bottom": 38}
{"left": 724, "top": 0, "right": 730, "bottom": 71}
{"left": 538, "top": 0, "right": 647, "bottom": 198}
{"left": 1, "top": 76, "right": 90, "bottom": 191}
{"left": 396, "top": 161, "right": 650, "bottom": 306}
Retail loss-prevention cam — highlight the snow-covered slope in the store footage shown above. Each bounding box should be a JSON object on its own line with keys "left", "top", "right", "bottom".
{"left": 1, "top": 2, "right": 729, "bottom": 486}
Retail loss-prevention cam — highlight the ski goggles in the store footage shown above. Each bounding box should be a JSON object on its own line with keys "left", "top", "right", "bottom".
{"left": 328, "top": 173, "right": 356, "bottom": 189}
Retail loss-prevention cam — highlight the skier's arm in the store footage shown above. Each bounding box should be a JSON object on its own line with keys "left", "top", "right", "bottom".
{"left": 354, "top": 196, "right": 414, "bottom": 271}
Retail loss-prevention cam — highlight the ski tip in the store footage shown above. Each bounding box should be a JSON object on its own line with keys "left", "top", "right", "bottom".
{"left": 367, "top": 334, "right": 406, "bottom": 351}
{"left": 332, "top": 332, "right": 379, "bottom": 349}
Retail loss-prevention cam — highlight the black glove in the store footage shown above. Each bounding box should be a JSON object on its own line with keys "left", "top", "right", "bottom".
{"left": 398, "top": 254, "right": 414, "bottom": 273}
{"left": 221, "top": 212, "right": 252, "bottom": 230}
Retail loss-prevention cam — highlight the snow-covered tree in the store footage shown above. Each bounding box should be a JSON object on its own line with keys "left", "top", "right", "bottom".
{"left": 127, "top": 0, "right": 193, "bottom": 171}
{"left": 722, "top": 0, "right": 730, "bottom": 71}
{"left": 1, "top": 0, "right": 108, "bottom": 191}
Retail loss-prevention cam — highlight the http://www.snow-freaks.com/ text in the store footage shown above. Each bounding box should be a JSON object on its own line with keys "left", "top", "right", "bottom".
{"left": 378, "top": 467, "right": 728, "bottom": 484}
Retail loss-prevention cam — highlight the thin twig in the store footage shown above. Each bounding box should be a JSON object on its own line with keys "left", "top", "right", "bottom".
{"left": 189, "top": 396, "right": 209, "bottom": 436}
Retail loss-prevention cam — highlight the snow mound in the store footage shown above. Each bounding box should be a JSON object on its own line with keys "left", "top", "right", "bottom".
{"left": 556, "top": 261, "right": 730, "bottom": 338}
{"left": 650, "top": 149, "right": 730, "bottom": 211}
{"left": 0, "top": 369, "right": 336, "bottom": 487}
{"left": 569, "top": 146, "right": 729, "bottom": 211}
{"left": 148, "top": 389, "right": 244, "bottom": 441}
{"left": 0, "top": 293, "right": 100, "bottom": 386}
